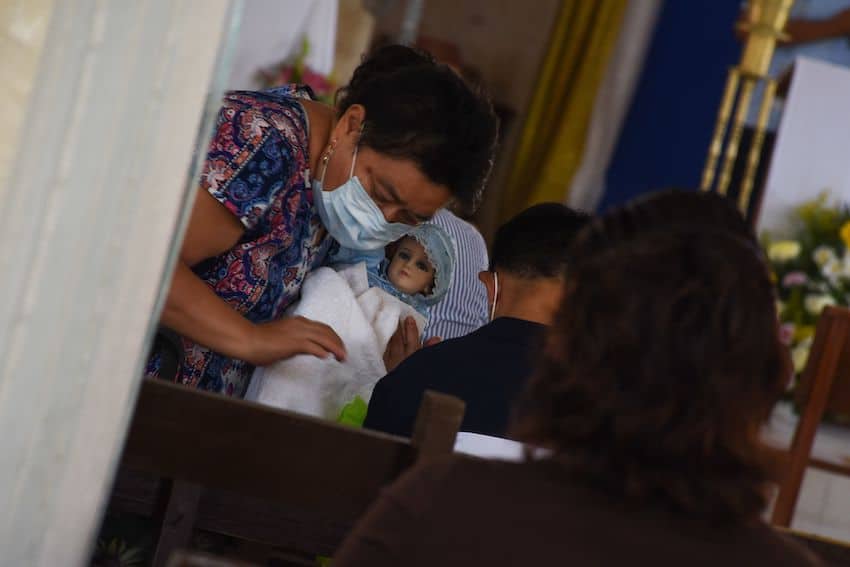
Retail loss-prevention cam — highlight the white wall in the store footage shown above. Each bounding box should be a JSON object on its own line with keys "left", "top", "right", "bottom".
{"left": 227, "top": 0, "right": 337, "bottom": 90}
{"left": 759, "top": 57, "right": 850, "bottom": 236}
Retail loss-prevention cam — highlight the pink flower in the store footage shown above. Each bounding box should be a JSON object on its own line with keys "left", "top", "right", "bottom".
{"left": 782, "top": 271, "right": 808, "bottom": 288}
{"left": 779, "top": 323, "right": 795, "bottom": 346}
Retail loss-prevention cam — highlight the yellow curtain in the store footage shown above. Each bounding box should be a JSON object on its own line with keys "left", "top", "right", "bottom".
{"left": 500, "top": 0, "right": 628, "bottom": 220}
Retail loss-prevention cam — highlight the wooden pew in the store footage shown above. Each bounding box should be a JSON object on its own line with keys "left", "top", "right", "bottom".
{"left": 105, "top": 379, "right": 465, "bottom": 565}
{"left": 772, "top": 305, "right": 850, "bottom": 527}
{"left": 783, "top": 529, "right": 850, "bottom": 566}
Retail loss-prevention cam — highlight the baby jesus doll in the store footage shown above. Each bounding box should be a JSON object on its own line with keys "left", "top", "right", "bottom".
{"left": 364, "top": 224, "right": 455, "bottom": 320}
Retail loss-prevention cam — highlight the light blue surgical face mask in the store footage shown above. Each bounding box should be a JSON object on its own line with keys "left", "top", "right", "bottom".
{"left": 313, "top": 145, "right": 413, "bottom": 250}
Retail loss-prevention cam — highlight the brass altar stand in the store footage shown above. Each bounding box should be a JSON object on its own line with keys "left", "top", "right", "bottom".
{"left": 701, "top": 0, "right": 795, "bottom": 223}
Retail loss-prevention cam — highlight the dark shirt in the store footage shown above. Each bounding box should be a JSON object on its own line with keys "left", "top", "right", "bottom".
{"left": 333, "top": 456, "right": 822, "bottom": 567}
{"left": 364, "top": 317, "right": 545, "bottom": 438}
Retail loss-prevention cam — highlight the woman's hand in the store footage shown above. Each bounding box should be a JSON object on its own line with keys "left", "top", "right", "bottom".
{"left": 161, "top": 190, "right": 347, "bottom": 367}
{"left": 162, "top": 261, "right": 347, "bottom": 366}
{"left": 245, "top": 316, "right": 347, "bottom": 366}
{"left": 383, "top": 317, "right": 441, "bottom": 372}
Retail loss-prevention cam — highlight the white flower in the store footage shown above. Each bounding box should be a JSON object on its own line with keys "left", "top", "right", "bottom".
{"left": 791, "top": 338, "right": 813, "bottom": 374}
{"left": 768, "top": 240, "right": 801, "bottom": 263}
{"left": 841, "top": 250, "right": 850, "bottom": 279}
{"left": 822, "top": 258, "right": 843, "bottom": 285}
{"left": 813, "top": 245, "right": 837, "bottom": 267}
{"left": 804, "top": 293, "right": 837, "bottom": 315}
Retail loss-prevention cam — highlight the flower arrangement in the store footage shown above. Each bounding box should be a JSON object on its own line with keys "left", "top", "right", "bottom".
{"left": 764, "top": 192, "right": 850, "bottom": 385}
{"left": 256, "top": 38, "right": 336, "bottom": 103}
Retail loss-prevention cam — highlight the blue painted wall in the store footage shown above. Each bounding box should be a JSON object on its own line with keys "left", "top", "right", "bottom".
{"left": 599, "top": 0, "right": 743, "bottom": 211}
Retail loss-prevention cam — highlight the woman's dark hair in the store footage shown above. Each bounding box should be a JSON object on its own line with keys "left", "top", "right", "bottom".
{"left": 336, "top": 45, "right": 499, "bottom": 212}
{"left": 514, "top": 190, "right": 786, "bottom": 523}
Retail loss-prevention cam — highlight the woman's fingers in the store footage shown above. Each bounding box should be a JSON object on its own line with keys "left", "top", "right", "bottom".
{"left": 405, "top": 317, "right": 414, "bottom": 345}
{"left": 383, "top": 317, "right": 423, "bottom": 372}
{"left": 400, "top": 319, "right": 409, "bottom": 348}
{"left": 298, "top": 339, "right": 337, "bottom": 360}
{"left": 299, "top": 318, "right": 347, "bottom": 361}
{"left": 383, "top": 326, "right": 405, "bottom": 372}
{"left": 402, "top": 317, "right": 419, "bottom": 349}
{"left": 250, "top": 316, "right": 347, "bottom": 364}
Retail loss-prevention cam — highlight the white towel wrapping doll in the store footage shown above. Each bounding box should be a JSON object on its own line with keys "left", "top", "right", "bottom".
{"left": 245, "top": 223, "right": 455, "bottom": 420}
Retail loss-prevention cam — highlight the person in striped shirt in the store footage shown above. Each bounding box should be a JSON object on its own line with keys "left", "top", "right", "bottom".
{"left": 424, "top": 208, "right": 490, "bottom": 341}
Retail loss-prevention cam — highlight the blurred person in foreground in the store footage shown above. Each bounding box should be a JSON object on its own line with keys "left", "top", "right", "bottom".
{"left": 333, "top": 191, "right": 820, "bottom": 567}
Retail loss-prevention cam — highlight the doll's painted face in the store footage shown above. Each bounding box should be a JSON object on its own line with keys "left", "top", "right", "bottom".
{"left": 387, "top": 236, "right": 436, "bottom": 296}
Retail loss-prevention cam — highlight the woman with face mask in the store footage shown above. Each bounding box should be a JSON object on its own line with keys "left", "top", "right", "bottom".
{"left": 148, "top": 45, "right": 499, "bottom": 397}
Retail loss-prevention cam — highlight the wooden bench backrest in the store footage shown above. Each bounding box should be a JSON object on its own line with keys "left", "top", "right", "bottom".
{"left": 120, "top": 379, "right": 464, "bottom": 520}
{"left": 108, "top": 378, "right": 465, "bottom": 564}
{"left": 783, "top": 528, "right": 850, "bottom": 566}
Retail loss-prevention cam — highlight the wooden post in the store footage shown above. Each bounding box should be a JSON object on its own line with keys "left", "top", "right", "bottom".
{"left": 772, "top": 306, "right": 850, "bottom": 526}
{"left": 410, "top": 390, "right": 466, "bottom": 462}
{"left": 152, "top": 481, "right": 205, "bottom": 567}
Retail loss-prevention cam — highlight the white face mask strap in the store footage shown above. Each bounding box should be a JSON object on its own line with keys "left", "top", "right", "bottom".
{"left": 349, "top": 122, "right": 365, "bottom": 179}
{"left": 349, "top": 145, "right": 358, "bottom": 179}
{"left": 490, "top": 271, "right": 499, "bottom": 321}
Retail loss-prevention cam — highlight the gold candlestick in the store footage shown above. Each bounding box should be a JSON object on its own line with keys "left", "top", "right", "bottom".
{"left": 717, "top": 77, "right": 756, "bottom": 196}
{"left": 701, "top": 69, "right": 740, "bottom": 192}
{"left": 701, "top": 0, "right": 794, "bottom": 217}
{"left": 739, "top": 79, "right": 778, "bottom": 211}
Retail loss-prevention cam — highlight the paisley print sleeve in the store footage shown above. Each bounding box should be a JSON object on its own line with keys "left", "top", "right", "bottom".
{"left": 199, "top": 94, "right": 301, "bottom": 231}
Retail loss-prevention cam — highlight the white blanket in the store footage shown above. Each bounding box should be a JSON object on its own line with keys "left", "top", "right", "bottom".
{"left": 244, "top": 263, "right": 426, "bottom": 419}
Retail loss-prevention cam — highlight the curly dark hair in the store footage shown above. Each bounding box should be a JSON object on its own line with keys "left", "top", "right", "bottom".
{"left": 336, "top": 44, "right": 499, "bottom": 212}
{"left": 514, "top": 190, "right": 787, "bottom": 523}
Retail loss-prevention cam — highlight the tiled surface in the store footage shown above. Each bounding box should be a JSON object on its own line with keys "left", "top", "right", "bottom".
{"left": 794, "top": 468, "right": 832, "bottom": 526}
{"left": 820, "top": 471, "right": 850, "bottom": 540}
{"left": 792, "top": 469, "right": 850, "bottom": 542}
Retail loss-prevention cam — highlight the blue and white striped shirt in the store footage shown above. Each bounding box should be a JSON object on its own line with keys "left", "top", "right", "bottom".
{"left": 424, "top": 209, "right": 490, "bottom": 340}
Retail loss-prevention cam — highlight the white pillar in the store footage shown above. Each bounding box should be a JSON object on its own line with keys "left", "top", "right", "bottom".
{"left": 0, "top": 0, "right": 55, "bottom": 191}
{"left": 0, "top": 1, "right": 235, "bottom": 565}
